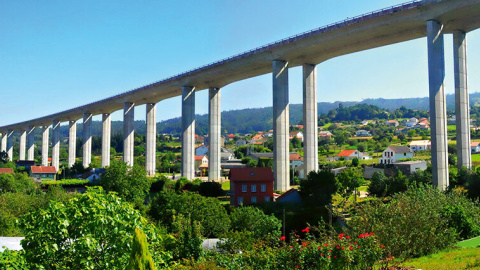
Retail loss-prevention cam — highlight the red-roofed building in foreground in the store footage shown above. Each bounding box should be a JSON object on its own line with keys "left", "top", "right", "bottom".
{"left": 229, "top": 167, "right": 274, "bottom": 206}
{"left": 336, "top": 149, "right": 363, "bottom": 161}
{"left": 30, "top": 166, "right": 57, "bottom": 181}
{"left": 0, "top": 168, "right": 14, "bottom": 174}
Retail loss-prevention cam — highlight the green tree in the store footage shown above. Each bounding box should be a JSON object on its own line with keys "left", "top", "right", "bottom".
{"left": 229, "top": 206, "right": 281, "bottom": 245}
{"left": 336, "top": 167, "right": 364, "bottom": 200}
{"left": 300, "top": 170, "right": 338, "bottom": 206}
{"left": 20, "top": 187, "right": 171, "bottom": 269}
{"left": 126, "top": 228, "right": 157, "bottom": 270}
{"left": 99, "top": 160, "right": 152, "bottom": 207}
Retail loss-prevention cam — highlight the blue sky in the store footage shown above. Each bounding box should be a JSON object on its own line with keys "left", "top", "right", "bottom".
{"left": 1, "top": 0, "right": 480, "bottom": 127}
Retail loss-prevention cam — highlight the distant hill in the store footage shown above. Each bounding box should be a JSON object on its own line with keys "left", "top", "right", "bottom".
{"left": 55, "top": 92, "right": 480, "bottom": 136}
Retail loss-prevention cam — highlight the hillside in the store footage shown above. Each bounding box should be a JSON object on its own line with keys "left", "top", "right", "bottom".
{"left": 52, "top": 92, "right": 480, "bottom": 136}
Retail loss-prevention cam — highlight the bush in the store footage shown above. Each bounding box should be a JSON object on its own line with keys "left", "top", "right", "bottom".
{"left": 229, "top": 206, "right": 281, "bottom": 245}
{"left": 0, "top": 173, "right": 37, "bottom": 195}
{"left": 0, "top": 249, "right": 28, "bottom": 270}
{"left": 300, "top": 170, "right": 338, "bottom": 206}
{"left": 368, "top": 172, "right": 387, "bottom": 197}
{"left": 126, "top": 228, "right": 157, "bottom": 270}
{"left": 99, "top": 160, "right": 152, "bottom": 207}
{"left": 349, "top": 186, "right": 480, "bottom": 258}
{"left": 41, "top": 179, "right": 90, "bottom": 186}
{"left": 170, "top": 214, "right": 203, "bottom": 261}
{"left": 148, "top": 191, "right": 230, "bottom": 238}
{"left": 20, "top": 187, "right": 171, "bottom": 269}
{"left": 198, "top": 182, "right": 225, "bottom": 197}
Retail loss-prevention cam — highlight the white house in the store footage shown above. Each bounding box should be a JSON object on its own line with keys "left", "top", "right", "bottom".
{"left": 380, "top": 146, "right": 414, "bottom": 165}
{"left": 405, "top": 117, "right": 419, "bottom": 128}
{"left": 195, "top": 145, "right": 209, "bottom": 156}
{"left": 289, "top": 131, "right": 304, "bottom": 142}
{"left": 336, "top": 149, "right": 364, "bottom": 161}
{"left": 409, "top": 140, "right": 431, "bottom": 152}
{"left": 356, "top": 130, "right": 371, "bottom": 137}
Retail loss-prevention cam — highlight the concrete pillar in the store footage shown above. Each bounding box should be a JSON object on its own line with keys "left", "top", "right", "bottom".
{"left": 42, "top": 126, "right": 49, "bottom": 166}
{"left": 19, "top": 130, "right": 26, "bottom": 161}
{"left": 453, "top": 31, "right": 471, "bottom": 170}
{"left": 146, "top": 104, "right": 156, "bottom": 175}
{"left": 427, "top": 20, "right": 449, "bottom": 190}
{"left": 123, "top": 102, "right": 135, "bottom": 167}
{"left": 68, "top": 121, "right": 77, "bottom": 167}
{"left": 303, "top": 64, "right": 318, "bottom": 178}
{"left": 52, "top": 121, "right": 60, "bottom": 171}
{"left": 273, "top": 60, "right": 290, "bottom": 191}
{"left": 208, "top": 87, "right": 221, "bottom": 182}
{"left": 6, "top": 131, "right": 13, "bottom": 162}
{"left": 27, "top": 126, "right": 35, "bottom": 161}
{"left": 1, "top": 134, "right": 6, "bottom": 153}
{"left": 182, "top": 86, "right": 195, "bottom": 180}
{"left": 102, "top": 114, "right": 111, "bottom": 168}
{"left": 83, "top": 113, "right": 92, "bottom": 168}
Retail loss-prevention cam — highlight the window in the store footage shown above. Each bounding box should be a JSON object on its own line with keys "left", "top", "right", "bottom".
{"left": 251, "top": 196, "right": 257, "bottom": 204}
{"left": 261, "top": 184, "right": 266, "bottom": 192}
{"left": 238, "top": 197, "right": 243, "bottom": 205}
{"left": 242, "top": 184, "right": 247, "bottom": 192}
{"left": 265, "top": 196, "right": 270, "bottom": 202}
{"left": 404, "top": 153, "right": 406, "bottom": 156}
{"left": 251, "top": 184, "right": 257, "bottom": 192}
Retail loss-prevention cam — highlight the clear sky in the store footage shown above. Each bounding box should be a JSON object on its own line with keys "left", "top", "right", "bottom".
{"left": 1, "top": 0, "right": 480, "bottom": 127}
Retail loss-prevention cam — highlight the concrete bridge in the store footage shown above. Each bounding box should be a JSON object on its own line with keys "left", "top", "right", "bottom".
{"left": 1, "top": 0, "right": 480, "bottom": 191}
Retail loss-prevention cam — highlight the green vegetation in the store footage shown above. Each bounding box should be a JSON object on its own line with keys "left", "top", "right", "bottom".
{"left": 457, "top": 237, "right": 480, "bottom": 248}
{"left": 401, "top": 247, "right": 480, "bottom": 270}
{"left": 41, "top": 179, "right": 90, "bottom": 186}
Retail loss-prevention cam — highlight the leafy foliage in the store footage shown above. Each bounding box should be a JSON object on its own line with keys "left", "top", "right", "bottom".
{"left": 19, "top": 187, "right": 171, "bottom": 269}
{"left": 41, "top": 179, "right": 90, "bottom": 186}
{"left": 0, "top": 173, "right": 37, "bottom": 195}
{"left": 99, "top": 160, "right": 152, "bottom": 207}
{"left": 148, "top": 191, "right": 230, "bottom": 238}
{"left": 0, "top": 249, "right": 28, "bottom": 270}
{"left": 229, "top": 206, "right": 281, "bottom": 245}
{"left": 126, "top": 228, "right": 157, "bottom": 270}
{"left": 300, "top": 170, "right": 338, "bottom": 206}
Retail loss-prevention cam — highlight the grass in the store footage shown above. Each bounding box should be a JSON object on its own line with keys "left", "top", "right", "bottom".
{"left": 221, "top": 181, "right": 230, "bottom": 191}
{"left": 457, "top": 236, "right": 480, "bottom": 248}
{"left": 400, "top": 247, "right": 480, "bottom": 270}
{"left": 447, "top": 124, "right": 456, "bottom": 132}
{"left": 471, "top": 154, "right": 480, "bottom": 163}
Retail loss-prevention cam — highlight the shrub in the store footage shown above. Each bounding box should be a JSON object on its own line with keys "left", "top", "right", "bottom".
{"left": 368, "top": 172, "right": 387, "bottom": 197}
{"left": 20, "top": 187, "right": 171, "bottom": 269}
{"left": 0, "top": 249, "right": 28, "bottom": 270}
{"left": 0, "top": 173, "right": 37, "bottom": 195}
{"left": 349, "top": 186, "right": 480, "bottom": 258}
{"left": 99, "top": 160, "right": 152, "bottom": 207}
{"left": 126, "top": 228, "right": 157, "bottom": 270}
{"left": 229, "top": 206, "right": 281, "bottom": 245}
{"left": 41, "top": 179, "right": 90, "bottom": 186}
{"left": 300, "top": 170, "right": 338, "bottom": 206}
{"left": 198, "top": 182, "right": 225, "bottom": 197}
{"left": 148, "top": 191, "right": 230, "bottom": 238}
{"left": 170, "top": 214, "right": 203, "bottom": 261}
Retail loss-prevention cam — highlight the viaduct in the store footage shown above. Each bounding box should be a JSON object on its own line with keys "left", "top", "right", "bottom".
{"left": 1, "top": 0, "right": 480, "bottom": 191}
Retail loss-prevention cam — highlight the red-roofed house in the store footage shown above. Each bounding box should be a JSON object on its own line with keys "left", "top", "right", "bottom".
{"left": 336, "top": 149, "right": 363, "bottom": 161}
{"left": 472, "top": 142, "right": 480, "bottom": 154}
{"left": 229, "top": 167, "right": 274, "bottom": 206}
{"left": 289, "top": 131, "right": 304, "bottom": 142}
{"left": 30, "top": 166, "right": 57, "bottom": 181}
{"left": 0, "top": 168, "right": 14, "bottom": 174}
{"left": 227, "top": 134, "right": 235, "bottom": 141}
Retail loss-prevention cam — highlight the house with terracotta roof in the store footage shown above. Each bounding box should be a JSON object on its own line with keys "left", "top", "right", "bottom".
{"left": 318, "top": 131, "right": 333, "bottom": 140}
{"left": 30, "top": 166, "right": 57, "bottom": 181}
{"left": 336, "top": 149, "right": 363, "bottom": 161}
{"left": 251, "top": 134, "right": 264, "bottom": 141}
{"left": 0, "top": 168, "right": 14, "bottom": 174}
{"left": 226, "top": 134, "right": 236, "bottom": 141}
{"left": 379, "top": 146, "right": 413, "bottom": 165}
{"left": 289, "top": 131, "right": 304, "bottom": 142}
{"left": 385, "top": 120, "right": 399, "bottom": 127}
{"left": 229, "top": 167, "right": 274, "bottom": 206}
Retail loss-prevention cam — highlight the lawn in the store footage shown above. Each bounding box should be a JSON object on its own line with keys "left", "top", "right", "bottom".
{"left": 457, "top": 236, "right": 480, "bottom": 248}
{"left": 447, "top": 124, "right": 456, "bottom": 132}
{"left": 400, "top": 247, "right": 480, "bottom": 270}
{"left": 471, "top": 154, "right": 480, "bottom": 163}
{"left": 221, "top": 181, "right": 230, "bottom": 191}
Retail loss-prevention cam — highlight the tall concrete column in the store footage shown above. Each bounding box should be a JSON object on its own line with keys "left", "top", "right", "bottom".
{"left": 42, "top": 126, "right": 49, "bottom": 166}
{"left": 19, "top": 130, "right": 26, "bottom": 161}
{"left": 453, "top": 30, "right": 471, "bottom": 170}
{"left": 27, "top": 126, "right": 35, "bottom": 161}
{"left": 208, "top": 87, "right": 221, "bottom": 182}
{"left": 83, "top": 113, "right": 92, "bottom": 168}
{"left": 303, "top": 64, "right": 318, "bottom": 178}
{"left": 427, "top": 20, "right": 449, "bottom": 190}
{"left": 68, "top": 121, "right": 77, "bottom": 167}
{"left": 273, "top": 60, "right": 290, "bottom": 191}
{"left": 6, "top": 131, "right": 13, "bottom": 162}
{"left": 146, "top": 104, "right": 156, "bottom": 175}
{"left": 182, "top": 86, "right": 195, "bottom": 180}
{"left": 123, "top": 102, "right": 135, "bottom": 167}
{"left": 52, "top": 121, "right": 60, "bottom": 171}
{"left": 1, "top": 134, "right": 6, "bottom": 153}
{"left": 102, "top": 114, "right": 111, "bottom": 168}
